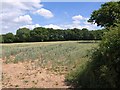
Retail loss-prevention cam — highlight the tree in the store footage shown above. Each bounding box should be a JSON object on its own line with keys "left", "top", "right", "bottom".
{"left": 1, "top": 27, "right": 105, "bottom": 43}
{"left": 15, "top": 28, "right": 30, "bottom": 42}
{"left": 30, "top": 27, "right": 49, "bottom": 42}
{"left": 88, "top": 1, "right": 120, "bottom": 28}
{"left": 4, "top": 33, "right": 15, "bottom": 43}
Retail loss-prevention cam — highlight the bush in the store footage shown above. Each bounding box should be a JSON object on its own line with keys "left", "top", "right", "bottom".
{"left": 65, "top": 25, "right": 120, "bottom": 88}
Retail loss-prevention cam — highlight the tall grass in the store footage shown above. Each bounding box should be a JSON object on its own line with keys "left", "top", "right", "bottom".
{"left": 1, "top": 41, "right": 98, "bottom": 73}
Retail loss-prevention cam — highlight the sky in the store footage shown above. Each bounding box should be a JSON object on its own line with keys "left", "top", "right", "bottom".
{"left": 0, "top": 0, "right": 110, "bottom": 34}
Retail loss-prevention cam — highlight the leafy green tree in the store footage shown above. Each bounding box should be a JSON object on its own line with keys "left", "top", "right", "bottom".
{"left": 91, "top": 29, "right": 106, "bottom": 40}
{"left": 1, "top": 27, "right": 105, "bottom": 43}
{"left": 81, "top": 28, "right": 89, "bottom": 40}
{"left": 30, "top": 27, "right": 49, "bottom": 42}
{"left": 88, "top": 1, "right": 120, "bottom": 28}
{"left": 15, "top": 28, "right": 30, "bottom": 42}
{"left": 4, "top": 33, "right": 15, "bottom": 43}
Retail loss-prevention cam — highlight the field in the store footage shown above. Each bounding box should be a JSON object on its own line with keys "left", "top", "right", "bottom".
{"left": 1, "top": 41, "right": 98, "bottom": 88}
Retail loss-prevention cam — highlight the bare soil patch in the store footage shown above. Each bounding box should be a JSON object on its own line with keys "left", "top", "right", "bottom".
{"left": 2, "top": 60, "right": 69, "bottom": 88}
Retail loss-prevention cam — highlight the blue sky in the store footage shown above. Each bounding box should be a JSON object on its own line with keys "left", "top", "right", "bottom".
{"left": 33, "top": 2, "right": 104, "bottom": 25}
{"left": 1, "top": 1, "right": 106, "bottom": 34}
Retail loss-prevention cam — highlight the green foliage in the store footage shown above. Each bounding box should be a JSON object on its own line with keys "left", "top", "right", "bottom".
{"left": 0, "top": 35, "right": 4, "bottom": 43}
{"left": 3, "top": 33, "right": 15, "bottom": 43}
{"left": 30, "top": 27, "right": 49, "bottom": 42}
{"left": 90, "top": 25, "right": 120, "bottom": 87}
{"left": 65, "top": 25, "right": 120, "bottom": 88}
{"left": 15, "top": 28, "right": 30, "bottom": 42}
{"left": 88, "top": 1, "right": 120, "bottom": 28}
{"left": 2, "top": 27, "right": 106, "bottom": 43}
{"left": 66, "top": 1, "right": 120, "bottom": 88}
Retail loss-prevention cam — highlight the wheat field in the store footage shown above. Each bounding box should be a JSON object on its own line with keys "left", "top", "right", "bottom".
{"left": 1, "top": 41, "right": 98, "bottom": 72}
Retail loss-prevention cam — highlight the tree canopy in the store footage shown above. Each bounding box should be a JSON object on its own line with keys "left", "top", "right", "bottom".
{"left": 3, "top": 33, "right": 15, "bottom": 43}
{"left": 1, "top": 27, "right": 106, "bottom": 43}
{"left": 15, "top": 28, "right": 30, "bottom": 42}
{"left": 88, "top": 1, "right": 120, "bottom": 28}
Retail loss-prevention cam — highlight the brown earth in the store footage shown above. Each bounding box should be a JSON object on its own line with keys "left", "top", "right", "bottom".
{"left": 2, "top": 59, "right": 70, "bottom": 88}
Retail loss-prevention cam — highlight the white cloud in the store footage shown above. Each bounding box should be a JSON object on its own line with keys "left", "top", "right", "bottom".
{"left": 43, "top": 23, "right": 99, "bottom": 30}
{"left": 20, "top": 24, "right": 62, "bottom": 30}
{"left": 19, "top": 22, "right": 100, "bottom": 32}
{"left": 14, "top": 15, "right": 32, "bottom": 24}
{"left": 1, "top": 0, "right": 42, "bottom": 10}
{"left": 72, "top": 15, "right": 84, "bottom": 21}
{"left": 71, "top": 14, "right": 100, "bottom": 30}
{"left": 20, "top": 24, "right": 41, "bottom": 30}
{"left": 62, "top": 24, "right": 99, "bottom": 30}
{"left": 35, "top": 8, "right": 54, "bottom": 18}
{"left": 44, "top": 24, "right": 62, "bottom": 29}
{"left": 73, "top": 20, "right": 81, "bottom": 24}
{"left": 72, "top": 15, "right": 89, "bottom": 25}
{"left": 0, "top": 0, "right": 43, "bottom": 34}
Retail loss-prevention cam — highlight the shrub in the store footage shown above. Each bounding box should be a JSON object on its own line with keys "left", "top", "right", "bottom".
{"left": 90, "top": 25, "right": 120, "bottom": 88}
{"left": 65, "top": 25, "right": 120, "bottom": 88}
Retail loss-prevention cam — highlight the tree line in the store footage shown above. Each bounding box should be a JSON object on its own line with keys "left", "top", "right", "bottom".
{"left": 0, "top": 27, "right": 107, "bottom": 43}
